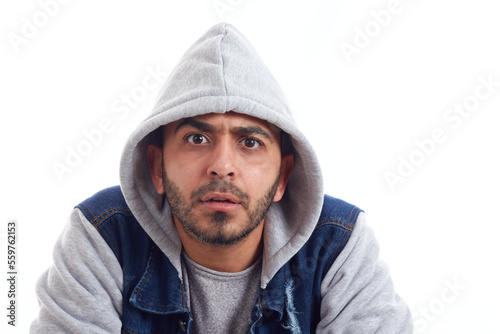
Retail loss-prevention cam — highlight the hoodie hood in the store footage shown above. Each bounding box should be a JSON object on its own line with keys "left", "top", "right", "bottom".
{"left": 119, "top": 23, "right": 324, "bottom": 288}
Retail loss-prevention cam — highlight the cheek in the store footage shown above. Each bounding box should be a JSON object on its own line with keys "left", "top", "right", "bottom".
{"left": 167, "top": 159, "right": 198, "bottom": 175}
{"left": 241, "top": 157, "right": 281, "bottom": 194}
{"left": 163, "top": 154, "right": 204, "bottom": 195}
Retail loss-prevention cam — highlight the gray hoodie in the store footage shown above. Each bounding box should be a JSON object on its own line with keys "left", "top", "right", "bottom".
{"left": 31, "top": 23, "right": 413, "bottom": 333}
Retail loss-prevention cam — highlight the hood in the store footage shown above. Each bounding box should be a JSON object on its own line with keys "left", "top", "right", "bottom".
{"left": 119, "top": 23, "right": 324, "bottom": 288}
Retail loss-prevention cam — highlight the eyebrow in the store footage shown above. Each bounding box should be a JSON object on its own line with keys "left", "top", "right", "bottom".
{"left": 174, "top": 117, "right": 275, "bottom": 143}
{"left": 175, "top": 118, "right": 215, "bottom": 134}
{"left": 232, "top": 126, "right": 274, "bottom": 143}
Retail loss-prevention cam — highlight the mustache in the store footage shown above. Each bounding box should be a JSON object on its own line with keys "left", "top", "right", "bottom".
{"left": 190, "top": 180, "right": 250, "bottom": 209}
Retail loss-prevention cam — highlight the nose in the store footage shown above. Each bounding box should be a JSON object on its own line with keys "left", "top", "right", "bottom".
{"left": 207, "top": 138, "right": 237, "bottom": 180}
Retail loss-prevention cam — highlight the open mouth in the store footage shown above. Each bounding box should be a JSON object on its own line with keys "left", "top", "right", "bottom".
{"left": 200, "top": 193, "right": 241, "bottom": 212}
{"left": 205, "top": 197, "right": 235, "bottom": 204}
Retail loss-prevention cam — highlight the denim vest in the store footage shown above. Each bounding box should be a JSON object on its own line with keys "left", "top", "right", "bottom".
{"left": 76, "top": 186, "right": 362, "bottom": 334}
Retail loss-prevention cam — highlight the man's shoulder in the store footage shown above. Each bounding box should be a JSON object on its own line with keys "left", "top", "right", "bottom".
{"left": 75, "top": 185, "right": 133, "bottom": 225}
{"left": 289, "top": 195, "right": 365, "bottom": 283}
{"left": 316, "top": 194, "right": 364, "bottom": 231}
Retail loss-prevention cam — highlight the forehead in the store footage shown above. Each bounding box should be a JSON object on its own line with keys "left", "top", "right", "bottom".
{"left": 164, "top": 112, "right": 281, "bottom": 136}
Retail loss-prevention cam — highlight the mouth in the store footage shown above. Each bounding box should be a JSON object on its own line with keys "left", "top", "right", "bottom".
{"left": 200, "top": 193, "right": 241, "bottom": 212}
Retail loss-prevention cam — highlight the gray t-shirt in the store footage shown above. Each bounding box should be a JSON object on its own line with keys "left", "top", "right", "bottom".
{"left": 182, "top": 252, "right": 262, "bottom": 334}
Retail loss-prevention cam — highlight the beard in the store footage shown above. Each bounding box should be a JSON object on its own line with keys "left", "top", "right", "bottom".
{"left": 162, "top": 162, "right": 280, "bottom": 246}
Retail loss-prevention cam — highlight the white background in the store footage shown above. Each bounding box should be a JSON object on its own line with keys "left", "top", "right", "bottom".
{"left": 1, "top": 0, "right": 499, "bottom": 333}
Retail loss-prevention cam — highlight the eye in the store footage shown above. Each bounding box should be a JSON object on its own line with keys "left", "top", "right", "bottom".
{"left": 241, "top": 138, "right": 262, "bottom": 149}
{"left": 186, "top": 133, "right": 208, "bottom": 144}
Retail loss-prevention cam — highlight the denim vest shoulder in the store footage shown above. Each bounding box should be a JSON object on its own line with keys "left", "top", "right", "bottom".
{"left": 76, "top": 186, "right": 362, "bottom": 334}
{"left": 251, "top": 194, "right": 363, "bottom": 333}
{"left": 76, "top": 186, "right": 189, "bottom": 334}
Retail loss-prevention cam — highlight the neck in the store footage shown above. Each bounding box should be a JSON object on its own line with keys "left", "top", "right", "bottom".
{"left": 174, "top": 218, "right": 264, "bottom": 273}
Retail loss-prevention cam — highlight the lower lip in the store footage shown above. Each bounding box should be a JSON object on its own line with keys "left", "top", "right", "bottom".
{"left": 200, "top": 201, "right": 241, "bottom": 212}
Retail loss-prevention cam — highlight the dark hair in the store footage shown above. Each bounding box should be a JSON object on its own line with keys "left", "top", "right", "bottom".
{"left": 280, "top": 131, "right": 294, "bottom": 156}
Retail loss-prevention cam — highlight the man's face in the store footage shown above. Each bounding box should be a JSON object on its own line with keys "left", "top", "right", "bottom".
{"left": 147, "top": 112, "right": 293, "bottom": 246}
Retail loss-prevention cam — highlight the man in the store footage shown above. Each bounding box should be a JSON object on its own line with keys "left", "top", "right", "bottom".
{"left": 31, "top": 23, "right": 413, "bottom": 333}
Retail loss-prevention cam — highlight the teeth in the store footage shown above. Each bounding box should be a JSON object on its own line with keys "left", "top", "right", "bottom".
{"left": 210, "top": 198, "right": 232, "bottom": 203}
